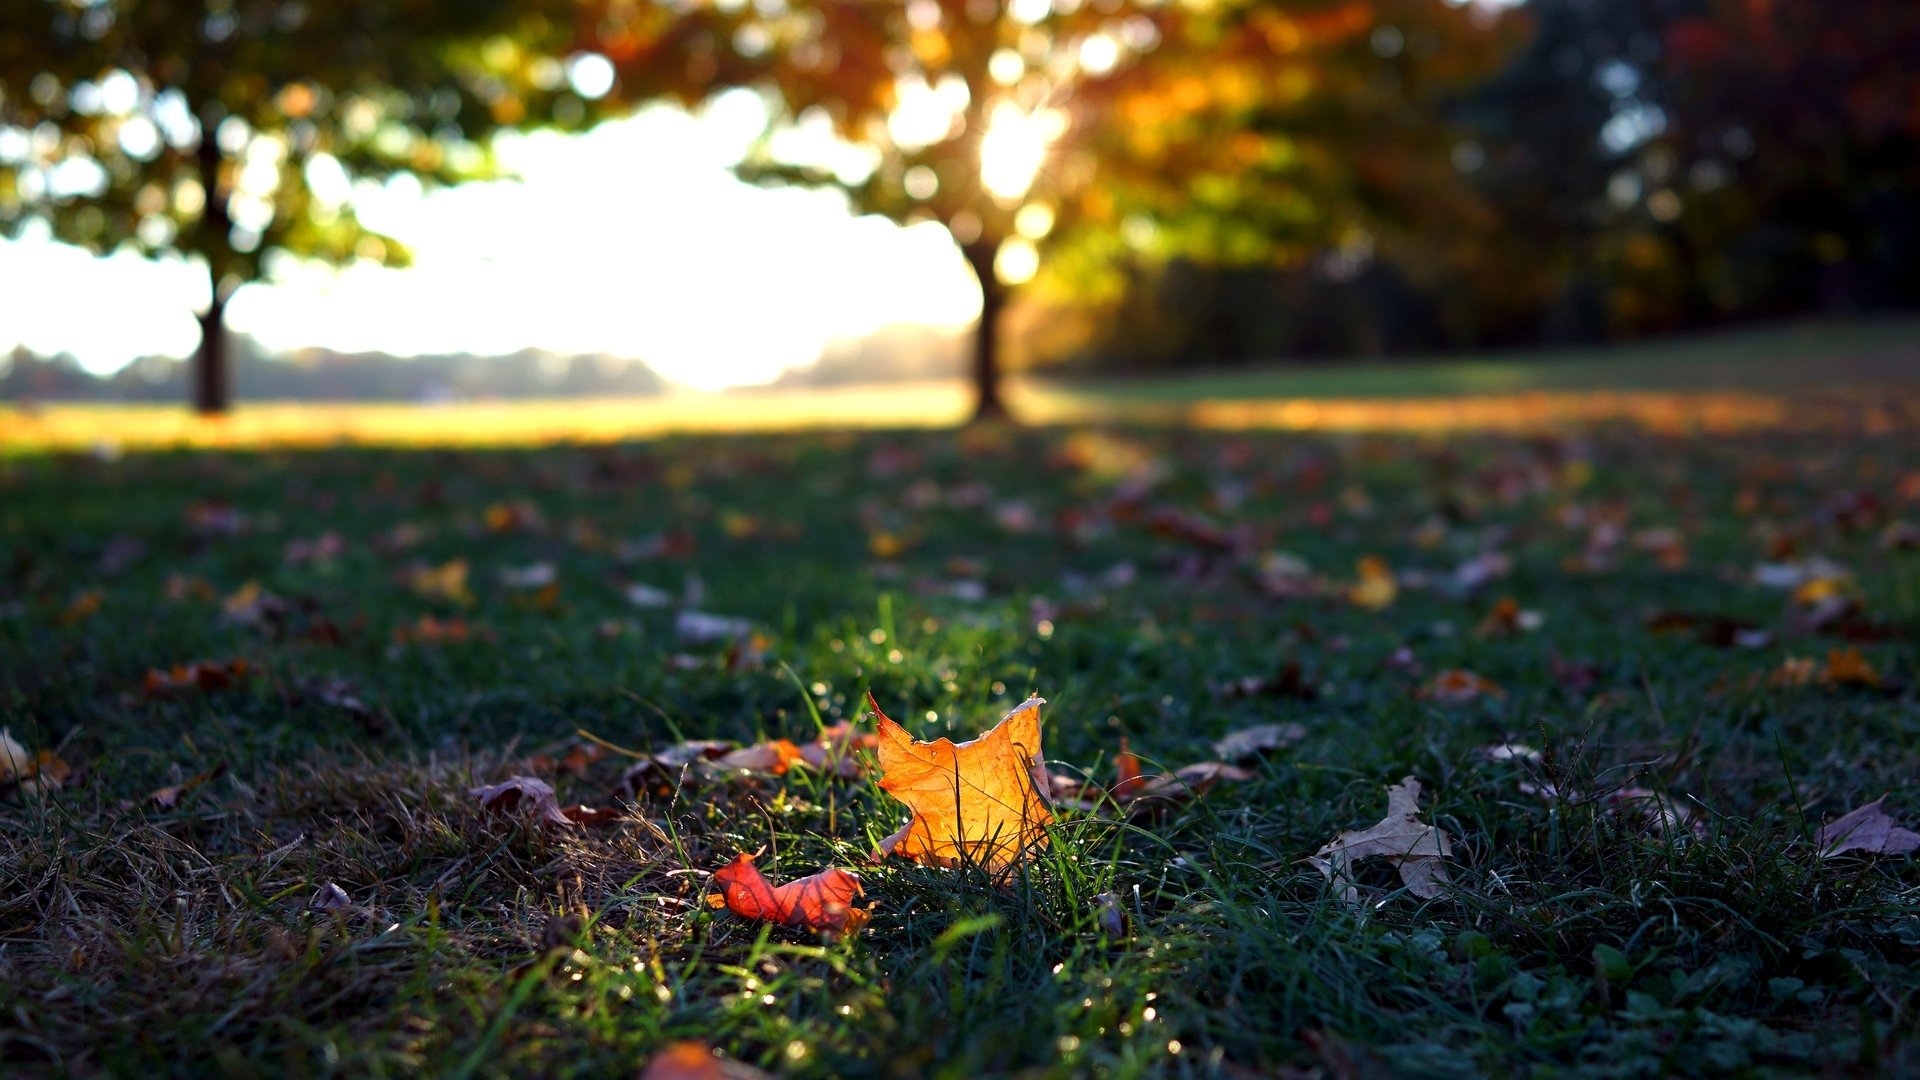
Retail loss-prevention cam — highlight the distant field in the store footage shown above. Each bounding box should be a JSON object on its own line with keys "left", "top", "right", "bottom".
{"left": 4, "top": 318, "right": 1916, "bottom": 452}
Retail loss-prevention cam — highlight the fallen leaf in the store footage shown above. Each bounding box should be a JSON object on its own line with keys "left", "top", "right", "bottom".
{"left": 1476, "top": 596, "right": 1543, "bottom": 637}
{"left": 149, "top": 762, "right": 228, "bottom": 809}
{"left": 639, "top": 1041, "right": 771, "bottom": 1080}
{"left": 1093, "top": 891, "right": 1129, "bottom": 936}
{"left": 1348, "top": 556, "right": 1397, "bottom": 611}
{"left": 1212, "top": 723, "right": 1307, "bottom": 760}
{"left": 144, "top": 659, "right": 253, "bottom": 697}
{"left": 1418, "top": 669, "right": 1505, "bottom": 703}
{"left": 676, "top": 611, "right": 756, "bottom": 643}
{"left": 498, "top": 562, "right": 556, "bottom": 589}
{"left": 1822, "top": 647, "right": 1881, "bottom": 688}
{"left": 58, "top": 588, "right": 104, "bottom": 625}
{"left": 1767, "top": 656, "right": 1819, "bottom": 688}
{"left": 309, "top": 882, "right": 353, "bottom": 912}
{"left": 710, "top": 740, "right": 804, "bottom": 775}
{"left": 870, "top": 694, "right": 1053, "bottom": 874}
{"left": 1308, "top": 777, "right": 1454, "bottom": 908}
{"left": 624, "top": 582, "right": 675, "bottom": 608}
{"left": 707, "top": 852, "right": 868, "bottom": 936}
{"left": 391, "top": 615, "right": 486, "bottom": 645}
{"left": 1816, "top": 797, "right": 1920, "bottom": 858}
{"left": 796, "top": 721, "right": 880, "bottom": 778}
{"left": 1211, "top": 660, "right": 1316, "bottom": 700}
{"left": 407, "top": 559, "right": 473, "bottom": 605}
{"left": 469, "top": 776, "right": 575, "bottom": 828}
{"left": 0, "top": 729, "right": 29, "bottom": 783}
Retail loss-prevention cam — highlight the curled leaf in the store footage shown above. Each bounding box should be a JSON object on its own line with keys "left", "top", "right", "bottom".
{"left": 470, "top": 776, "right": 575, "bottom": 828}
{"left": 870, "top": 694, "right": 1052, "bottom": 875}
{"left": 707, "top": 853, "right": 867, "bottom": 936}
{"left": 1309, "top": 777, "right": 1454, "bottom": 908}
{"left": 0, "top": 729, "right": 30, "bottom": 784}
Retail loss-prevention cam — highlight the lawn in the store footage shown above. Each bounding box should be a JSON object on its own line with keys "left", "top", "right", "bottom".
{"left": 3, "top": 396, "right": 1919, "bottom": 1076}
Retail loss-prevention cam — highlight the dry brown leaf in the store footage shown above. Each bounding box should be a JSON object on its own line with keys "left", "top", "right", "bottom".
{"left": 639, "top": 1041, "right": 771, "bottom": 1080}
{"left": 469, "top": 776, "right": 575, "bottom": 828}
{"left": 309, "top": 882, "right": 354, "bottom": 912}
{"left": 1308, "top": 777, "right": 1453, "bottom": 908}
{"left": 706, "top": 852, "right": 868, "bottom": 936}
{"left": 1816, "top": 797, "right": 1920, "bottom": 858}
{"left": 870, "top": 694, "right": 1052, "bottom": 874}
{"left": 149, "top": 762, "right": 228, "bottom": 809}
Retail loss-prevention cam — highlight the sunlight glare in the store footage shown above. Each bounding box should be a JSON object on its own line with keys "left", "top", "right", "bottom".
{"left": 980, "top": 102, "right": 1060, "bottom": 204}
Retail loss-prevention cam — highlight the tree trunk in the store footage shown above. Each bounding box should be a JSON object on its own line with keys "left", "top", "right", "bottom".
{"left": 193, "top": 104, "right": 234, "bottom": 415}
{"left": 194, "top": 294, "right": 230, "bottom": 415}
{"left": 962, "top": 242, "right": 1009, "bottom": 423}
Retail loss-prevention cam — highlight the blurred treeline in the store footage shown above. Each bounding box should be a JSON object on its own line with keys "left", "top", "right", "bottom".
{"left": 0, "top": 344, "right": 667, "bottom": 402}
{"left": 1032, "top": 0, "right": 1920, "bottom": 371}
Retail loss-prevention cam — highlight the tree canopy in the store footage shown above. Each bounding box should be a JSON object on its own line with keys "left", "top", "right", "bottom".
{"left": 0, "top": 0, "right": 625, "bottom": 411}
{"left": 585, "top": 0, "right": 1517, "bottom": 418}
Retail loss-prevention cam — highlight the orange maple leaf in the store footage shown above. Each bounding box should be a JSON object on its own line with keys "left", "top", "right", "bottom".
{"left": 707, "top": 853, "right": 867, "bottom": 936}
{"left": 869, "top": 694, "right": 1053, "bottom": 874}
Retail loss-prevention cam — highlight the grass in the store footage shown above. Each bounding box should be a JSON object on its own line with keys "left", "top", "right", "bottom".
{"left": 2, "top": 394, "right": 1919, "bottom": 1076}
{"left": 7, "top": 316, "right": 1918, "bottom": 454}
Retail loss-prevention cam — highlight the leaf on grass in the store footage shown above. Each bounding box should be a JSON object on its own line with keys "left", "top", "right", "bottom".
{"left": 676, "top": 611, "right": 756, "bottom": 643}
{"left": 0, "top": 730, "right": 71, "bottom": 795}
{"left": 149, "top": 762, "right": 228, "bottom": 809}
{"left": 470, "top": 776, "right": 577, "bottom": 828}
{"left": 1348, "top": 556, "right": 1397, "bottom": 611}
{"left": 1815, "top": 797, "right": 1920, "bottom": 858}
{"left": 1417, "top": 669, "right": 1505, "bottom": 703}
{"left": 1212, "top": 723, "right": 1307, "bottom": 761}
{"left": 1308, "top": 777, "right": 1453, "bottom": 908}
{"left": 144, "top": 659, "right": 253, "bottom": 697}
{"left": 706, "top": 852, "right": 868, "bottom": 936}
{"left": 391, "top": 614, "right": 486, "bottom": 645}
{"left": 309, "top": 882, "right": 354, "bottom": 912}
{"left": 710, "top": 740, "right": 804, "bottom": 775}
{"left": 870, "top": 694, "right": 1052, "bottom": 874}
{"left": 1108, "top": 742, "right": 1252, "bottom": 811}
{"left": 59, "top": 588, "right": 104, "bottom": 626}
{"left": 797, "top": 721, "right": 880, "bottom": 778}
{"left": 1822, "top": 647, "right": 1881, "bottom": 688}
{"left": 639, "top": 1041, "right": 771, "bottom": 1080}
{"left": 407, "top": 559, "right": 473, "bottom": 605}
{"left": 0, "top": 729, "right": 29, "bottom": 784}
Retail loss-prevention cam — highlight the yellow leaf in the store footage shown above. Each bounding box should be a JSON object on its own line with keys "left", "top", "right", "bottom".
{"left": 870, "top": 694, "right": 1053, "bottom": 875}
{"left": 1348, "top": 556, "right": 1396, "bottom": 610}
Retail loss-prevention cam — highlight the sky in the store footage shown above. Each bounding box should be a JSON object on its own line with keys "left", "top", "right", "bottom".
{"left": 0, "top": 92, "right": 981, "bottom": 391}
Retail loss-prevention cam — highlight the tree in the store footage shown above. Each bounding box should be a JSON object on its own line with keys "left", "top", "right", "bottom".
{"left": 589, "top": 0, "right": 1515, "bottom": 420}
{"left": 0, "top": 0, "right": 617, "bottom": 413}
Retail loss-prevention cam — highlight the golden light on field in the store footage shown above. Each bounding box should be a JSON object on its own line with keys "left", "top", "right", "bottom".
{"left": 0, "top": 384, "right": 1894, "bottom": 454}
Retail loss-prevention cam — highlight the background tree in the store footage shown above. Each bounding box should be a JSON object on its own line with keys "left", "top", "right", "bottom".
{"left": 590, "top": 0, "right": 1516, "bottom": 420}
{"left": 0, "top": 0, "right": 621, "bottom": 413}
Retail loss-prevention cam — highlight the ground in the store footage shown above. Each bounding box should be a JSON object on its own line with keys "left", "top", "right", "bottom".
{"left": 3, "top": 338, "right": 1920, "bottom": 1077}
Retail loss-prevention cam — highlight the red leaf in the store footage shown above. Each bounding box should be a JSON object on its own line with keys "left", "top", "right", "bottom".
{"left": 707, "top": 853, "right": 867, "bottom": 936}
